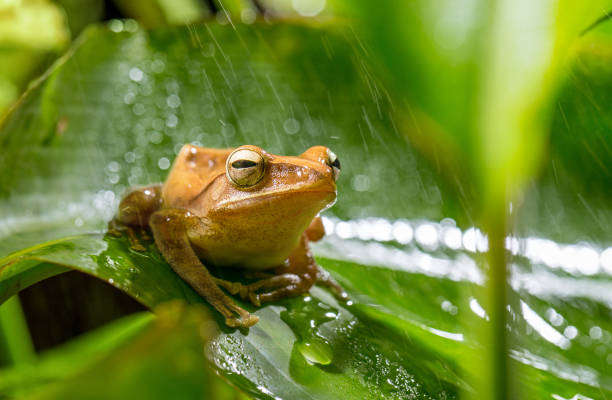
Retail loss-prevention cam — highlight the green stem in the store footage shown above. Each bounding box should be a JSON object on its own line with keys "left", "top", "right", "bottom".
{"left": 484, "top": 213, "right": 510, "bottom": 400}
{"left": 0, "top": 296, "right": 36, "bottom": 366}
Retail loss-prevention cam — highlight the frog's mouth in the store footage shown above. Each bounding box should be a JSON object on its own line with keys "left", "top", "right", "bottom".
{"left": 215, "top": 181, "right": 336, "bottom": 211}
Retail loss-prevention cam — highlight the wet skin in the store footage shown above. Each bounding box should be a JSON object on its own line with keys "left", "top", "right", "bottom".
{"left": 111, "top": 144, "right": 346, "bottom": 327}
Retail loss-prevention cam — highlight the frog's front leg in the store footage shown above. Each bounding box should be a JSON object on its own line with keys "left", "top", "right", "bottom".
{"left": 149, "top": 209, "right": 259, "bottom": 328}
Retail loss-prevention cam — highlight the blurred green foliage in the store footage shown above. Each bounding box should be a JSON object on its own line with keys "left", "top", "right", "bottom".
{"left": 0, "top": 1, "right": 611, "bottom": 399}
{"left": 0, "top": 0, "right": 69, "bottom": 116}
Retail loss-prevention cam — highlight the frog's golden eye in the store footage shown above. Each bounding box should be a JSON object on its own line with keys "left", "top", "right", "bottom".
{"left": 327, "top": 149, "right": 340, "bottom": 181}
{"left": 226, "top": 148, "right": 266, "bottom": 187}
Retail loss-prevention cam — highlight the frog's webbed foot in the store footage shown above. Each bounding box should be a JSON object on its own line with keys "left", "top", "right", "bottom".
{"left": 316, "top": 267, "right": 348, "bottom": 301}
{"left": 107, "top": 218, "right": 147, "bottom": 252}
{"left": 213, "top": 278, "right": 261, "bottom": 307}
{"left": 243, "top": 273, "right": 316, "bottom": 307}
{"left": 218, "top": 300, "right": 259, "bottom": 328}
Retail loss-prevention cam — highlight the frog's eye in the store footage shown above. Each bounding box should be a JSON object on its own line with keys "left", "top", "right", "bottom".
{"left": 226, "top": 148, "right": 266, "bottom": 187}
{"left": 327, "top": 149, "right": 341, "bottom": 180}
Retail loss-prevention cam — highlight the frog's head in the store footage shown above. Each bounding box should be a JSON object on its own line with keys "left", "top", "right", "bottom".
{"left": 200, "top": 145, "right": 339, "bottom": 248}
{"left": 215, "top": 144, "right": 339, "bottom": 214}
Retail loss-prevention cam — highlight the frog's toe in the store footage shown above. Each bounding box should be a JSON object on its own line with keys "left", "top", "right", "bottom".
{"left": 248, "top": 292, "right": 261, "bottom": 307}
{"left": 225, "top": 313, "right": 259, "bottom": 328}
{"left": 130, "top": 242, "right": 147, "bottom": 252}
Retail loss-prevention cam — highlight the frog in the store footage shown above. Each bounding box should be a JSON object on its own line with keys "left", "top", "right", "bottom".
{"left": 110, "top": 144, "right": 346, "bottom": 328}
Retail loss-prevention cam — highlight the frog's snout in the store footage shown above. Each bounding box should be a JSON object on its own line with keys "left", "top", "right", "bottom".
{"left": 300, "top": 146, "right": 341, "bottom": 182}
{"left": 325, "top": 149, "right": 341, "bottom": 181}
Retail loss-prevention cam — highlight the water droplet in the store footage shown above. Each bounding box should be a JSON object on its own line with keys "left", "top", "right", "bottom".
{"left": 281, "top": 298, "right": 337, "bottom": 366}
{"left": 589, "top": 326, "right": 603, "bottom": 340}
{"left": 415, "top": 223, "right": 439, "bottom": 249}
{"left": 462, "top": 228, "right": 478, "bottom": 252}
{"left": 335, "top": 221, "right": 354, "bottom": 239}
{"left": 158, "top": 157, "right": 171, "bottom": 170}
{"left": 132, "top": 103, "right": 145, "bottom": 115}
{"left": 123, "top": 92, "right": 135, "bottom": 104}
{"left": 106, "top": 161, "right": 121, "bottom": 173}
{"left": 151, "top": 59, "right": 165, "bottom": 74}
{"left": 296, "top": 339, "right": 333, "bottom": 365}
{"left": 371, "top": 219, "right": 393, "bottom": 242}
{"left": 575, "top": 246, "right": 600, "bottom": 275}
{"left": 241, "top": 8, "right": 256, "bottom": 24}
{"left": 283, "top": 118, "right": 300, "bottom": 134}
{"left": 441, "top": 226, "right": 462, "bottom": 250}
{"left": 221, "top": 123, "right": 236, "bottom": 137}
{"left": 441, "top": 300, "right": 458, "bottom": 315}
{"left": 123, "top": 19, "right": 138, "bottom": 32}
{"left": 564, "top": 325, "right": 578, "bottom": 339}
{"left": 74, "top": 218, "right": 83, "bottom": 227}
{"left": 351, "top": 174, "right": 370, "bottom": 192}
{"left": 108, "top": 19, "right": 123, "bottom": 32}
{"left": 292, "top": 0, "right": 326, "bottom": 17}
{"left": 149, "top": 131, "right": 163, "bottom": 144}
{"left": 545, "top": 308, "right": 564, "bottom": 327}
{"left": 167, "top": 94, "right": 181, "bottom": 108}
{"left": 166, "top": 114, "right": 178, "bottom": 128}
{"left": 392, "top": 220, "right": 413, "bottom": 244}
{"left": 124, "top": 152, "right": 136, "bottom": 163}
{"left": 129, "top": 67, "right": 144, "bottom": 82}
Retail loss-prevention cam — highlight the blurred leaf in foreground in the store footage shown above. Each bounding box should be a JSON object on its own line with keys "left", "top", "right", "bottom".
{"left": 338, "top": 1, "right": 612, "bottom": 399}
{"left": 3, "top": 302, "right": 241, "bottom": 400}
{"left": 0, "top": 0, "right": 70, "bottom": 115}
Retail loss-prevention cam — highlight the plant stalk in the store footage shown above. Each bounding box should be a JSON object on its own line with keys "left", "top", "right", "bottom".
{"left": 0, "top": 296, "right": 36, "bottom": 366}
{"left": 485, "top": 213, "right": 510, "bottom": 400}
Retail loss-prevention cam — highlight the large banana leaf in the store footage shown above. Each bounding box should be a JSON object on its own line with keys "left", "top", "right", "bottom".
{"left": 0, "top": 20, "right": 611, "bottom": 399}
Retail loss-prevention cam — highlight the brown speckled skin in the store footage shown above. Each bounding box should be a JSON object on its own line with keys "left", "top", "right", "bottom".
{"left": 114, "top": 144, "right": 345, "bottom": 328}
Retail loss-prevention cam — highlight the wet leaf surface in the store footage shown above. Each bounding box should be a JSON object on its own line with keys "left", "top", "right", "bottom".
{"left": 0, "top": 21, "right": 611, "bottom": 399}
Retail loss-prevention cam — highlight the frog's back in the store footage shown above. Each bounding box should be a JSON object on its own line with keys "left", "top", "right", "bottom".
{"left": 162, "top": 144, "right": 232, "bottom": 209}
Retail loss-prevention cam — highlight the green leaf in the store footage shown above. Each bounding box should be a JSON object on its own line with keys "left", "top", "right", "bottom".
{"left": 0, "top": 18, "right": 611, "bottom": 400}
{"left": 0, "top": 311, "right": 153, "bottom": 395}
{"left": 1, "top": 302, "right": 242, "bottom": 400}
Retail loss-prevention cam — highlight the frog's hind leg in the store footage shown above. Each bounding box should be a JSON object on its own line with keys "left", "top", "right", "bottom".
{"left": 116, "top": 184, "right": 163, "bottom": 227}
{"left": 231, "top": 234, "right": 324, "bottom": 306}
{"left": 215, "top": 232, "right": 348, "bottom": 307}
{"left": 242, "top": 271, "right": 317, "bottom": 306}
{"left": 109, "top": 184, "right": 163, "bottom": 251}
